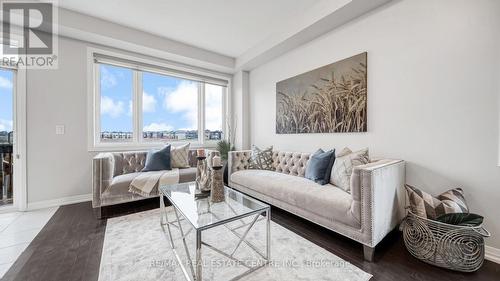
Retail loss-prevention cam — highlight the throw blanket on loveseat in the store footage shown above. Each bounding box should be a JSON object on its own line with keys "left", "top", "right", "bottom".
{"left": 129, "top": 169, "right": 180, "bottom": 197}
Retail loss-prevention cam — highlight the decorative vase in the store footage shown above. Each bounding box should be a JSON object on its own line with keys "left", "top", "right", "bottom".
{"left": 210, "top": 166, "right": 224, "bottom": 203}
{"left": 196, "top": 156, "right": 211, "bottom": 192}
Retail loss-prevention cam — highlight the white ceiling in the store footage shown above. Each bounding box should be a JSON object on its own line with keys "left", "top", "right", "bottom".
{"left": 58, "top": 0, "right": 321, "bottom": 58}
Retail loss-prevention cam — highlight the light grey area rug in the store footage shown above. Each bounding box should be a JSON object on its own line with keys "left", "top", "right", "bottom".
{"left": 99, "top": 208, "right": 372, "bottom": 281}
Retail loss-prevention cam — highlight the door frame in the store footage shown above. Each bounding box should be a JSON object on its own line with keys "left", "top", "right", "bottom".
{"left": 12, "top": 66, "right": 27, "bottom": 211}
{"left": 0, "top": 52, "right": 27, "bottom": 212}
{"left": 0, "top": 30, "right": 27, "bottom": 212}
{"left": 0, "top": 65, "right": 27, "bottom": 212}
{"left": 0, "top": 66, "right": 26, "bottom": 213}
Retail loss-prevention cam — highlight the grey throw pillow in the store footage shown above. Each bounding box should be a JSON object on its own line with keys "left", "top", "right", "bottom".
{"left": 249, "top": 145, "right": 274, "bottom": 170}
{"left": 305, "top": 149, "right": 336, "bottom": 185}
{"left": 330, "top": 148, "right": 369, "bottom": 193}
{"left": 142, "top": 145, "right": 171, "bottom": 172}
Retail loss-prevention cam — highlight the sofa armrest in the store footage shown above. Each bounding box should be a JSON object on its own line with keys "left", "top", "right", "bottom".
{"left": 351, "top": 159, "right": 405, "bottom": 247}
{"left": 228, "top": 150, "right": 252, "bottom": 186}
{"left": 92, "top": 153, "right": 114, "bottom": 208}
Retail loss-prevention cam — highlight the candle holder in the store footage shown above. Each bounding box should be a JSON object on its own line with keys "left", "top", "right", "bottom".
{"left": 196, "top": 156, "right": 211, "bottom": 193}
{"left": 210, "top": 165, "right": 224, "bottom": 203}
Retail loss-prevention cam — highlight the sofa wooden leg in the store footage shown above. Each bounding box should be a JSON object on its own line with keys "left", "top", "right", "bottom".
{"left": 95, "top": 207, "right": 103, "bottom": 219}
{"left": 363, "top": 245, "right": 375, "bottom": 262}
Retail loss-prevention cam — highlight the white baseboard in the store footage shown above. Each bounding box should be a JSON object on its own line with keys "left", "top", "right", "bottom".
{"left": 27, "top": 193, "right": 92, "bottom": 211}
{"left": 0, "top": 205, "right": 18, "bottom": 214}
{"left": 485, "top": 245, "right": 500, "bottom": 264}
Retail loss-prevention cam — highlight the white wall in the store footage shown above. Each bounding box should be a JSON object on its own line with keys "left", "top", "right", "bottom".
{"left": 27, "top": 37, "right": 93, "bottom": 204}
{"left": 247, "top": 0, "right": 500, "bottom": 248}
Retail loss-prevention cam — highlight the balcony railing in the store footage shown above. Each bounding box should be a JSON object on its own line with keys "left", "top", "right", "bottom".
{"left": 0, "top": 131, "right": 13, "bottom": 205}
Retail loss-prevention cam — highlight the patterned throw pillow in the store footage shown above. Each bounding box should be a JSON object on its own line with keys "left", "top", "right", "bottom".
{"left": 330, "top": 148, "right": 369, "bottom": 193}
{"left": 249, "top": 145, "right": 274, "bottom": 170}
{"left": 170, "top": 143, "right": 191, "bottom": 168}
{"left": 405, "top": 184, "right": 469, "bottom": 220}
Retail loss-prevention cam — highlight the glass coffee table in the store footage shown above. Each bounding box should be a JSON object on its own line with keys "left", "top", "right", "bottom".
{"left": 159, "top": 181, "right": 271, "bottom": 281}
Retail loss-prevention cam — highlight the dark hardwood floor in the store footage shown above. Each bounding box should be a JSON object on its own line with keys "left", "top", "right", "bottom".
{"left": 3, "top": 199, "right": 499, "bottom": 281}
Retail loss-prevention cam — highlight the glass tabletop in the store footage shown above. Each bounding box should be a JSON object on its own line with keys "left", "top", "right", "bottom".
{"left": 159, "top": 181, "right": 269, "bottom": 230}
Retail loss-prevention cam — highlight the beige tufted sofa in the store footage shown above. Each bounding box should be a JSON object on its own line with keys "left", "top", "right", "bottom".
{"left": 92, "top": 149, "right": 217, "bottom": 218}
{"left": 228, "top": 150, "right": 405, "bottom": 261}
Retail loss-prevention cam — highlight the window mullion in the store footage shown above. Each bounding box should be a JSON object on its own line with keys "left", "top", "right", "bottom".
{"left": 199, "top": 82, "right": 205, "bottom": 146}
{"left": 133, "top": 70, "right": 142, "bottom": 144}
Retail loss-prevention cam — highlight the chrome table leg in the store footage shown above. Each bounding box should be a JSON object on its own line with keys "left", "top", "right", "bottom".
{"left": 266, "top": 208, "right": 271, "bottom": 260}
{"left": 173, "top": 207, "right": 196, "bottom": 279}
{"left": 159, "top": 195, "right": 175, "bottom": 248}
{"left": 196, "top": 230, "right": 202, "bottom": 281}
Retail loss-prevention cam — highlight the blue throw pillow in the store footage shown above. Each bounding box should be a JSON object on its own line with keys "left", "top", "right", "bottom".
{"left": 142, "top": 145, "right": 172, "bottom": 172}
{"left": 305, "top": 149, "right": 336, "bottom": 185}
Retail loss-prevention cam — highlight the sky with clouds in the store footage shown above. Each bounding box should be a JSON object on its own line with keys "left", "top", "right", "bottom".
{"left": 100, "top": 64, "right": 223, "bottom": 133}
{"left": 0, "top": 69, "right": 13, "bottom": 132}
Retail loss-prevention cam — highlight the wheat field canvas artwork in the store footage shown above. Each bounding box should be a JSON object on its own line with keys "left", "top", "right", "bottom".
{"left": 276, "top": 52, "right": 367, "bottom": 134}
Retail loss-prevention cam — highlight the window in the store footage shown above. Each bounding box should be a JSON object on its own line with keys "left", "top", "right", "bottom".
{"left": 142, "top": 71, "right": 199, "bottom": 142}
{"left": 204, "top": 83, "right": 224, "bottom": 141}
{"left": 91, "top": 52, "right": 228, "bottom": 149}
{"left": 99, "top": 64, "right": 133, "bottom": 142}
{"left": 0, "top": 68, "right": 14, "bottom": 144}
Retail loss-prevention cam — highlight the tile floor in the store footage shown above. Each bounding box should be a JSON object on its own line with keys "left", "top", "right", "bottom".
{"left": 0, "top": 207, "right": 58, "bottom": 278}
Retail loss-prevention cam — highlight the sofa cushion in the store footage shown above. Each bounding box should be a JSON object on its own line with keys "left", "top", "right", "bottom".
{"left": 142, "top": 145, "right": 171, "bottom": 172}
{"left": 330, "top": 148, "right": 369, "bottom": 193}
{"left": 178, "top": 167, "right": 197, "bottom": 182}
{"left": 305, "top": 149, "right": 335, "bottom": 185}
{"left": 249, "top": 145, "right": 274, "bottom": 170}
{"left": 231, "top": 170, "right": 359, "bottom": 228}
{"left": 171, "top": 143, "right": 191, "bottom": 168}
{"left": 405, "top": 184, "right": 468, "bottom": 220}
{"left": 104, "top": 168, "right": 197, "bottom": 197}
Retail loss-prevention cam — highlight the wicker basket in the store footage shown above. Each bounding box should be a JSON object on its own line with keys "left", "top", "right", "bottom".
{"left": 401, "top": 211, "right": 490, "bottom": 272}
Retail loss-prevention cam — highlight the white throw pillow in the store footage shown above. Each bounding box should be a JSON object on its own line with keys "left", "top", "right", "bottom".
{"left": 171, "top": 143, "right": 191, "bottom": 168}
{"left": 336, "top": 147, "right": 352, "bottom": 157}
{"left": 330, "top": 148, "right": 369, "bottom": 193}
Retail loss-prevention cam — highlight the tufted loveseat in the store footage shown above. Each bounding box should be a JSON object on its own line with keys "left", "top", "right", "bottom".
{"left": 228, "top": 150, "right": 405, "bottom": 261}
{"left": 92, "top": 149, "right": 217, "bottom": 218}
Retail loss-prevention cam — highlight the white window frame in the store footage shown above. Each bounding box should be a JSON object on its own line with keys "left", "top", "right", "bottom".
{"left": 87, "top": 47, "right": 231, "bottom": 152}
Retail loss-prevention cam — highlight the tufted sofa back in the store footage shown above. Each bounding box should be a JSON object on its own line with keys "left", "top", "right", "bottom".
{"left": 229, "top": 151, "right": 252, "bottom": 173}
{"left": 229, "top": 150, "right": 312, "bottom": 177}
{"left": 273, "top": 151, "right": 311, "bottom": 177}
{"left": 110, "top": 151, "right": 147, "bottom": 176}
{"left": 108, "top": 149, "right": 198, "bottom": 177}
